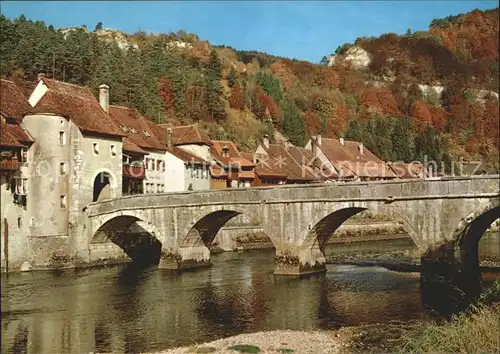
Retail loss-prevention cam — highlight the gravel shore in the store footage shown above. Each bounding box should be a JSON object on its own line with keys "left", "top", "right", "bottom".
{"left": 154, "top": 330, "right": 342, "bottom": 354}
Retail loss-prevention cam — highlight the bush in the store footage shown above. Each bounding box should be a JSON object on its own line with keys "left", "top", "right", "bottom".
{"left": 397, "top": 302, "right": 500, "bottom": 353}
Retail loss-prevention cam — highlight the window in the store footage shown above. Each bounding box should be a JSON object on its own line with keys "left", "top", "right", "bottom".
{"left": 195, "top": 167, "right": 200, "bottom": 178}
{"left": 190, "top": 166, "right": 194, "bottom": 178}
{"left": 156, "top": 160, "right": 162, "bottom": 171}
{"left": 161, "top": 161, "right": 166, "bottom": 172}
{"left": 14, "top": 177, "right": 28, "bottom": 195}
{"left": 144, "top": 183, "right": 149, "bottom": 194}
{"left": 93, "top": 142, "right": 99, "bottom": 155}
{"left": 21, "top": 148, "right": 28, "bottom": 162}
{"left": 110, "top": 144, "right": 116, "bottom": 156}
{"left": 60, "top": 195, "right": 67, "bottom": 209}
{"left": 17, "top": 217, "right": 22, "bottom": 228}
{"left": 60, "top": 162, "right": 67, "bottom": 176}
{"left": 22, "top": 178, "right": 28, "bottom": 194}
{"left": 59, "top": 131, "right": 66, "bottom": 145}
{"left": 60, "top": 119, "right": 65, "bottom": 127}
{"left": 29, "top": 217, "right": 35, "bottom": 228}
{"left": 147, "top": 159, "right": 154, "bottom": 171}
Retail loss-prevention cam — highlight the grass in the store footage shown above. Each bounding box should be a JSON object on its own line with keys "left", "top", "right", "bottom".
{"left": 397, "top": 280, "right": 500, "bottom": 354}
{"left": 227, "top": 344, "right": 261, "bottom": 353}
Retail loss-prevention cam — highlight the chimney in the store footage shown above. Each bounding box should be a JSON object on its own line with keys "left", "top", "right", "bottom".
{"left": 263, "top": 134, "right": 270, "bottom": 149}
{"left": 99, "top": 84, "right": 110, "bottom": 113}
{"left": 37, "top": 73, "right": 46, "bottom": 81}
{"left": 339, "top": 136, "right": 344, "bottom": 146}
{"left": 359, "top": 142, "right": 364, "bottom": 155}
{"left": 167, "top": 127, "right": 173, "bottom": 148}
{"left": 316, "top": 134, "right": 322, "bottom": 147}
{"left": 311, "top": 136, "right": 318, "bottom": 156}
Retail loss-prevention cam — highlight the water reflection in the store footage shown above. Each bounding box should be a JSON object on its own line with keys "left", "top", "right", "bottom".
{"left": 1, "top": 249, "right": 480, "bottom": 354}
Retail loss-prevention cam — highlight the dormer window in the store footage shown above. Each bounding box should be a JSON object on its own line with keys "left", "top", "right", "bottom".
{"left": 130, "top": 128, "right": 137, "bottom": 134}
{"left": 222, "top": 146, "right": 230, "bottom": 158}
{"left": 143, "top": 130, "right": 151, "bottom": 138}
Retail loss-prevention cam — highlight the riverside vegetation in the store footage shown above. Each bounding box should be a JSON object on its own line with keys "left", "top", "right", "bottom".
{"left": 1, "top": 7, "right": 499, "bottom": 171}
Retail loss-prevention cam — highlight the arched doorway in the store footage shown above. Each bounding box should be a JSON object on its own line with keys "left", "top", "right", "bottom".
{"left": 93, "top": 171, "right": 115, "bottom": 202}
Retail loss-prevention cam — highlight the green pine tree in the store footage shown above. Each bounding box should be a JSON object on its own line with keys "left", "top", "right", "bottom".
{"left": 282, "top": 99, "right": 308, "bottom": 146}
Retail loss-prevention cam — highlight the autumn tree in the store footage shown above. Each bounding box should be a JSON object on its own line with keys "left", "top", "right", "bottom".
{"left": 410, "top": 100, "right": 433, "bottom": 132}
{"left": 228, "top": 85, "right": 245, "bottom": 110}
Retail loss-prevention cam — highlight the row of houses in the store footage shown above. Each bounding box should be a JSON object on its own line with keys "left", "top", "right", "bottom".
{"left": 1, "top": 77, "right": 429, "bottom": 270}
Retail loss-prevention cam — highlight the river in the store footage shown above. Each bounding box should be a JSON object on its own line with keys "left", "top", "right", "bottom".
{"left": 1, "top": 249, "right": 497, "bottom": 354}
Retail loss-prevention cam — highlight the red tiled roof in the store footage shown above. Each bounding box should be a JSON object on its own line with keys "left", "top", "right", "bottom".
{"left": 0, "top": 79, "right": 33, "bottom": 122}
{"left": 388, "top": 162, "right": 428, "bottom": 179}
{"left": 258, "top": 144, "right": 316, "bottom": 181}
{"left": 211, "top": 140, "right": 255, "bottom": 168}
{"left": 210, "top": 164, "right": 228, "bottom": 178}
{"left": 31, "top": 79, "right": 124, "bottom": 137}
{"left": 164, "top": 124, "right": 211, "bottom": 146}
{"left": 109, "top": 105, "right": 165, "bottom": 151}
{"left": 123, "top": 138, "right": 149, "bottom": 155}
{"left": 167, "top": 146, "right": 208, "bottom": 165}
{"left": 0, "top": 120, "right": 24, "bottom": 148}
{"left": 317, "top": 138, "right": 396, "bottom": 179}
{"left": 240, "top": 152, "right": 287, "bottom": 179}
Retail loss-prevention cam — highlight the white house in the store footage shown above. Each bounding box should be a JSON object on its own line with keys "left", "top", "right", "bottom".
{"left": 108, "top": 105, "right": 167, "bottom": 194}
{"left": 24, "top": 76, "right": 125, "bottom": 266}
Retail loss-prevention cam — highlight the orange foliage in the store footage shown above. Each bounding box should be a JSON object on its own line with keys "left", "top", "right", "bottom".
{"left": 360, "top": 86, "right": 399, "bottom": 116}
{"left": 465, "top": 135, "right": 481, "bottom": 154}
{"left": 483, "top": 99, "right": 500, "bottom": 148}
{"left": 360, "top": 86, "right": 381, "bottom": 112}
{"left": 253, "top": 85, "right": 281, "bottom": 123}
{"left": 314, "top": 68, "right": 340, "bottom": 88}
{"left": 157, "top": 77, "right": 175, "bottom": 110}
{"left": 376, "top": 87, "right": 399, "bottom": 116}
{"left": 271, "top": 61, "right": 296, "bottom": 90}
{"left": 228, "top": 86, "right": 245, "bottom": 110}
{"left": 429, "top": 106, "right": 447, "bottom": 133}
{"left": 410, "top": 100, "right": 433, "bottom": 132}
{"left": 303, "top": 110, "right": 322, "bottom": 135}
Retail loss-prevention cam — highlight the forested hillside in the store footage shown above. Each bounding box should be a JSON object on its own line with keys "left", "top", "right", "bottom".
{"left": 1, "top": 8, "right": 498, "bottom": 171}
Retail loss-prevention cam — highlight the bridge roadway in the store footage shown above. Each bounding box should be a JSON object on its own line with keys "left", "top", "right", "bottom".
{"left": 83, "top": 175, "right": 500, "bottom": 277}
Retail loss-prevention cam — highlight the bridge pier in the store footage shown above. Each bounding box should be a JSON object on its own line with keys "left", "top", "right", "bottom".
{"left": 273, "top": 247, "right": 327, "bottom": 276}
{"left": 158, "top": 246, "right": 211, "bottom": 270}
{"left": 420, "top": 242, "right": 483, "bottom": 315}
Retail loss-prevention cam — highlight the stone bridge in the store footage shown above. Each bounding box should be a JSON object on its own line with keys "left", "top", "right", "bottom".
{"left": 83, "top": 176, "right": 499, "bottom": 278}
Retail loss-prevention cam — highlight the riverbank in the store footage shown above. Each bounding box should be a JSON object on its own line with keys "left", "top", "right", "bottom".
{"left": 155, "top": 305, "right": 499, "bottom": 354}
{"left": 155, "top": 330, "right": 342, "bottom": 353}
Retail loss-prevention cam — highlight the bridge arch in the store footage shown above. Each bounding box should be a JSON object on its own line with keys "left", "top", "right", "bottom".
{"left": 91, "top": 210, "right": 163, "bottom": 265}
{"left": 301, "top": 203, "right": 420, "bottom": 255}
{"left": 454, "top": 199, "right": 500, "bottom": 272}
{"left": 180, "top": 207, "right": 247, "bottom": 248}
{"left": 179, "top": 205, "right": 273, "bottom": 249}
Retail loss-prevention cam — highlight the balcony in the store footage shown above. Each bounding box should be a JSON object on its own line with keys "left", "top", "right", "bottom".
{"left": 0, "top": 159, "right": 20, "bottom": 171}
